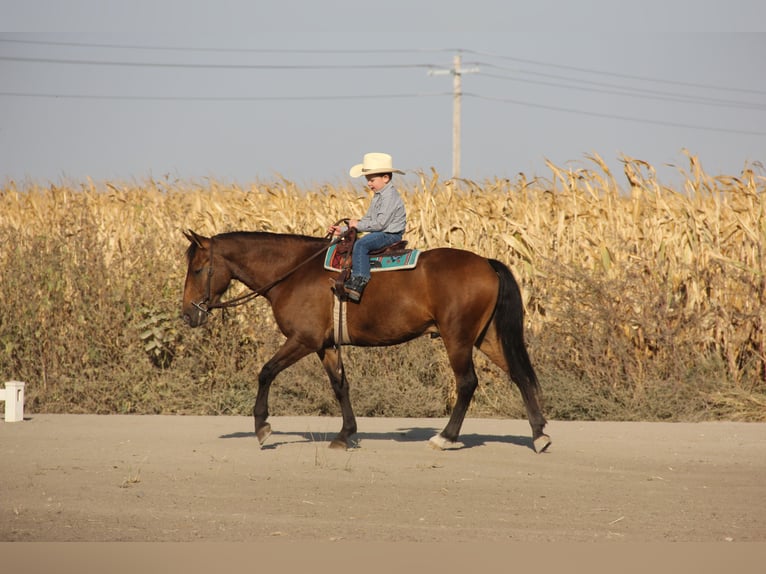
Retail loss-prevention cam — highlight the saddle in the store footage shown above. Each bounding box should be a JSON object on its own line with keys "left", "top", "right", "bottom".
{"left": 370, "top": 240, "right": 409, "bottom": 257}
{"left": 328, "top": 229, "right": 415, "bottom": 297}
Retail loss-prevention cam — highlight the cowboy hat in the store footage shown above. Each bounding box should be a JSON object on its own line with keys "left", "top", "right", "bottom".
{"left": 349, "top": 152, "right": 405, "bottom": 178}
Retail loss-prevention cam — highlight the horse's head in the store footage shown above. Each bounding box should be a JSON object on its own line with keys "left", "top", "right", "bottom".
{"left": 181, "top": 230, "right": 231, "bottom": 327}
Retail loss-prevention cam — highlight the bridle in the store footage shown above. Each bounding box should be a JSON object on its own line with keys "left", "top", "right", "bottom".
{"left": 191, "top": 230, "right": 343, "bottom": 317}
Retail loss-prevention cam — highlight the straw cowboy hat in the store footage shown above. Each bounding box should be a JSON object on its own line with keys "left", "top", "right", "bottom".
{"left": 349, "top": 152, "right": 405, "bottom": 178}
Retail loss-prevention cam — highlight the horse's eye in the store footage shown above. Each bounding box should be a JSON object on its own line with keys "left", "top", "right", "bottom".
{"left": 194, "top": 268, "right": 204, "bottom": 276}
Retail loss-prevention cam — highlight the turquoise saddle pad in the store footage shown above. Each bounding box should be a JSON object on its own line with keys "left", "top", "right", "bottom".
{"left": 324, "top": 243, "right": 421, "bottom": 272}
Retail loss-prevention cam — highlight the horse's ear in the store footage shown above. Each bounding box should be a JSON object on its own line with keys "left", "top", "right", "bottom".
{"left": 183, "top": 229, "right": 205, "bottom": 247}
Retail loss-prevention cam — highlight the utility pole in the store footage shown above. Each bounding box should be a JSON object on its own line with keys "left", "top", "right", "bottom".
{"left": 429, "top": 53, "right": 479, "bottom": 179}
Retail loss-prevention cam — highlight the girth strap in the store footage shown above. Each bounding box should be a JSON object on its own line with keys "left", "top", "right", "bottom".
{"left": 333, "top": 296, "right": 351, "bottom": 346}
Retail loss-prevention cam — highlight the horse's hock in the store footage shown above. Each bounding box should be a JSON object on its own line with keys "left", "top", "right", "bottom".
{"left": 1, "top": 381, "right": 26, "bottom": 423}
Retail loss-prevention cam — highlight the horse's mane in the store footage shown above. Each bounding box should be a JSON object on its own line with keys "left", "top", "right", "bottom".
{"left": 217, "top": 230, "right": 328, "bottom": 244}
{"left": 185, "top": 230, "right": 329, "bottom": 264}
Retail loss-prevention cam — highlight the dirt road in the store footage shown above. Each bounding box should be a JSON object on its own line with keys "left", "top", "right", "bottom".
{"left": 1, "top": 414, "right": 764, "bottom": 542}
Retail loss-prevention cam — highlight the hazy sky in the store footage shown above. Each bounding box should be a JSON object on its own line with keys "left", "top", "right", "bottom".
{"left": 2, "top": 1, "right": 765, "bottom": 188}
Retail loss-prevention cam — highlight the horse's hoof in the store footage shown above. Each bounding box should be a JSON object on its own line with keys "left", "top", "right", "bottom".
{"left": 533, "top": 434, "right": 551, "bottom": 453}
{"left": 256, "top": 423, "right": 272, "bottom": 446}
{"left": 428, "top": 434, "right": 463, "bottom": 450}
{"left": 329, "top": 438, "right": 349, "bottom": 450}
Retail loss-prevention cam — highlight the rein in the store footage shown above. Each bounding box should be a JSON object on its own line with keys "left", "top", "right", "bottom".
{"left": 193, "top": 226, "right": 347, "bottom": 315}
{"left": 193, "top": 234, "right": 340, "bottom": 315}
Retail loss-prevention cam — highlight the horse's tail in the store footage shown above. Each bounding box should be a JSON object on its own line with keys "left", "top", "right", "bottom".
{"left": 487, "top": 259, "right": 540, "bottom": 393}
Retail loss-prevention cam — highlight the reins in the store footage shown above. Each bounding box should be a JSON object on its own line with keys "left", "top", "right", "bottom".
{"left": 193, "top": 219, "right": 352, "bottom": 315}
{"left": 195, "top": 232, "right": 341, "bottom": 314}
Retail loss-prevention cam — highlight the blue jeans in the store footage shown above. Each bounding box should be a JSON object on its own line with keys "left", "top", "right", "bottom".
{"left": 351, "top": 231, "right": 403, "bottom": 280}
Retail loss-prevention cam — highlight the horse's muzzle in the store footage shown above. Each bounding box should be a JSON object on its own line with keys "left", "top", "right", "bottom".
{"left": 182, "top": 305, "right": 209, "bottom": 328}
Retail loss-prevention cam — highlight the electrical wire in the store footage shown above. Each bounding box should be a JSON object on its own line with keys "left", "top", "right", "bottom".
{"left": 1, "top": 38, "right": 762, "bottom": 134}
{"left": 475, "top": 67, "right": 766, "bottom": 111}
{"left": 0, "top": 90, "right": 450, "bottom": 101}
{"left": 0, "top": 54, "right": 438, "bottom": 71}
{"left": 464, "top": 92, "right": 766, "bottom": 136}
{"left": 464, "top": 48, "right": 766, "bottom": 96}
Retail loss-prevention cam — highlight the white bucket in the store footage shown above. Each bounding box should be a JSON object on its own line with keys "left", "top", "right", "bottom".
{"left": 1, "top": 381, "right": 26, "bottom": 422}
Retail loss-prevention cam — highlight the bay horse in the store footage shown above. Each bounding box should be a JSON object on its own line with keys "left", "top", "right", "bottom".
{"left": 181, "top": 230, "right": 550, "bottom": 453}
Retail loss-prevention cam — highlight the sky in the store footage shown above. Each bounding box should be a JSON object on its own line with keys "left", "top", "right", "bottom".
{"left": 2, "top": 1, "right": 765, "bottom": 190}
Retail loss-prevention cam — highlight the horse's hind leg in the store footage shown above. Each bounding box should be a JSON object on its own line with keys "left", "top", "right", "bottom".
{"left": 478, "top": 334, "right": 550, "bottom": 453}
{"left": 515, "top": 378, "right": 550, "bottom": 453}
{"left": 318, "top": 347, "right": 357, "bottom": 449}
{"left": 430, "top": 342, "right": 478, "bottom": 450}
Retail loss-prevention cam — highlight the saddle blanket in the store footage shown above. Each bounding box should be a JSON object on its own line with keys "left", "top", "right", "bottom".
{"left": 324, "top": 243, "right": 421, "bottom": 272}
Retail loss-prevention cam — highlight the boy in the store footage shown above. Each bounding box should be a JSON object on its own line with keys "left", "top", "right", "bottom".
{"left": 329, "top": 152, "right": 407, "bottom": 302}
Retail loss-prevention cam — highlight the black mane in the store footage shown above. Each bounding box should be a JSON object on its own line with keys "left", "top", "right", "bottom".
{"left": 215, "top": 230, "right": 329, "bottom": 244}
{"left": 185, "top": 230, "right": 329, "bottom": 264}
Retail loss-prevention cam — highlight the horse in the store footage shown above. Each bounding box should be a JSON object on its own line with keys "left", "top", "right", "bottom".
{"left": 181, "top": 229, "right": 551, "bottom": 453}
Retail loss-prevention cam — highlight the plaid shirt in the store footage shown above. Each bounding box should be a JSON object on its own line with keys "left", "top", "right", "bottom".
{"left": 355, "top": 182, "right": 406, "bottom": 234}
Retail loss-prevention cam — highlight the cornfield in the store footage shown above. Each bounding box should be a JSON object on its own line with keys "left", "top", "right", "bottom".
{"left": 1, "top": 151, "right": 765, "bottom": 421}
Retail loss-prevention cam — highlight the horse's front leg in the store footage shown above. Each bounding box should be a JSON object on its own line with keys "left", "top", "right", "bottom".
{"left": 253, "top": 337, "right": 315, "bottom": 446}
{"left": 318, "top": 347, "right": 357, "bottom": 449}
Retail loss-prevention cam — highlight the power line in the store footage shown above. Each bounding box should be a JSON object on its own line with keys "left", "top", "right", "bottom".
{"left": 464, "top": 48, "right": 766, "bottom": 97}
{"left": 0, "top": 90, "right": 450, "bottom": 102}
{"left": 465, "top": 92, "right": 766, "bottom": 136}
{"left": 0, "top": 54, "right": 438, "bottom": 71}
{"left": 0, "top": 37, "right": 457, "bottom": 55}
{"left": 3, "top": 37, "right": 762, "bottom": 100}
{"left": 476, "top": 67, "right": 766, "bottom": 112}
{"left": 1, "top": 87, "right": 759, "bottom": 136}
{"left": 1, "top": 44, "right": 761, "bottom": 136}
{"left": 449, "top": 57, "right": 765, "bottom": 110}
{"left": 3, "top": 52, "right": 760, "bottom": 111}
{"left": 2, "top": 37, "right": 762, "bottom": 98}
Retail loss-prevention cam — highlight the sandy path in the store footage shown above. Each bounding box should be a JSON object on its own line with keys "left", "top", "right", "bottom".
{"left": 1, "top": 414, "right": 764, "bottom": 542}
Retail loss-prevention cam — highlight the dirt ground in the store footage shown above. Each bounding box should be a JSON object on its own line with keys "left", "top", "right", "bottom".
{"left": 1, "top": 414, "right": 765, "bottom": 543}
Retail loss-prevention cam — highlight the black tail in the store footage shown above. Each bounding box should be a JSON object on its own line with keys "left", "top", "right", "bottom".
{"left": 487, "top": 259, "right": 540, "bottom": 392}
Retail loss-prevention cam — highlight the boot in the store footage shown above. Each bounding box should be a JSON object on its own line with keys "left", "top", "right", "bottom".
{"left": 344, "top": 275, "right": 369, "bottom": 303}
